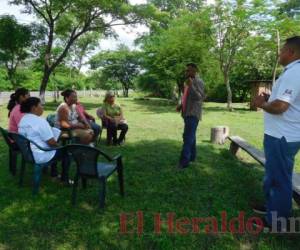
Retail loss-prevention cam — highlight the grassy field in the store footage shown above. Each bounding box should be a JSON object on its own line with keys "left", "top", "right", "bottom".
{"left": 0, "top": 97, "right": 299, "bottom": 250}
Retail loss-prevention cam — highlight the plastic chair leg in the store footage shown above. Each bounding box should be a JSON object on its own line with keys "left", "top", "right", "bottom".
{"left": 72, "top": 173, "right": 80, "bottom": 205}
{"left": 9, "top": 148, "right": 17, "bottom": 176}
{"left": 99, "top": 177, "right": 106, "bottom": 208}
{"left": 19, "top": 157, "right": 26, "bottom": 187}
{"left": 81, "top": 177, "right": 87, "bottom": 189}
{"left": 117, "top": 158, "right": 124, "bottom": 197}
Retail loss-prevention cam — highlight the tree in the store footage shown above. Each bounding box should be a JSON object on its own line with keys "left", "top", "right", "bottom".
{"left": 68, "top": 32, "right": 100, "bottom": 72}
{"left": 11, "top": 0, "right": 158, "bottom": 103}
{"left": 149, "top": 0, "right": 204, "bottom": 16}
{"left": 138, "top": 10, "right": 216, "bottom": 98}
{"left": 90, "top": 45, "right": 140, "bottom": 97}
{"left": 212, "top": 0, "right": 255, "bottom": 110}
{"left": 279, "top": 0, "right": 300, "bottom": 18}
{"left": 0, "top": 15, "right": 32, "bottom": 89}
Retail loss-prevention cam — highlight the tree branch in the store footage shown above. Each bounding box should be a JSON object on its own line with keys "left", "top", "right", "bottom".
{"left": 27, "top": 0, "right": 51, "bottom": 25}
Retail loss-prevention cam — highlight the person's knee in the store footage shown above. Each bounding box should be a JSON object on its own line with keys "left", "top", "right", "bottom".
{"left": 93, "top": 127, "right": 101, "bottom": 136}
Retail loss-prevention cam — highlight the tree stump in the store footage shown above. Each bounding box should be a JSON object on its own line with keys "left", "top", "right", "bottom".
{"left": 211, "top": 126, "right": 230, "bottom": 144}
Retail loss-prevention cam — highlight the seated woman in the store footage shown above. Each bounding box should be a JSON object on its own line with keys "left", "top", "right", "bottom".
{"left": 103, "top": 91, "right": 128, "bottom": 146}
{"left": 18, "top": 97, "right": 70, "bottom": 182}
{"left": 7, "top": 88, "right": 30, "bottom": 132}
{"left": 55, "top": 89, "right": 94, "bottom": 145}
{"left": 76, "top": 101, "right": 102, "bottom": 142}
{"left": 6, "top": 88, "right": 30, "bottom": 174}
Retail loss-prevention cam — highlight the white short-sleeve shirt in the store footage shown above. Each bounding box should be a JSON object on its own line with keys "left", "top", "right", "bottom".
{"left": 264, "top": 59, "right": 300, "bottom": 142}
{"left": 18, "top": 113, "right": 59, "bottom": 164}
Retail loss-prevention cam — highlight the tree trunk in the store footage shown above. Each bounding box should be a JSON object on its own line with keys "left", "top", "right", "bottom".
{"left": 40, "top": 69, "right": 51, "bottom": 104}
{"left": 272, "top": 58, "right": 279, "bottom": 84}
{"left": 123, "top": 87, "right": 129, "bottom": 97}
{"left": 224, "top": 73, "right": 233, "bottom": 110}
{"left": 272, "top": 30, "right": 281, "bottom": 85}
{"left": 121, "top": 82, "right": 129, "bottom": 97}
{"left": 7, "top": 67, "right": 17, "bottom": 90}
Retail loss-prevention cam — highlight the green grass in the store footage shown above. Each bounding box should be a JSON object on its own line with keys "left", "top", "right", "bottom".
{"left": 0, "top": 97, "right": 299, "bottom": 250}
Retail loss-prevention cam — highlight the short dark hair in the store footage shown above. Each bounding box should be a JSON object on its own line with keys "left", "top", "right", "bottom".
{"left": 186, "top": 63, "right": 198, "bottom": 71}
{"left": 61, "top": 89, "right": 76, "bottom": 102}
{"left": 285, "top": 36, "right": 300, "bottom": 54}
{"left": 20, "top": 97, "right": 41, "bottom": 113}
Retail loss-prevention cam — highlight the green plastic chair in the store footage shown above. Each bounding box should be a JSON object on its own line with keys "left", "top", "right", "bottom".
{"left": 0, "top": 127, "right": 20, "bottom": 176}
{"left": 9, "top": 132, "right": 66, "bottom": 194}
{"left": 66, "top": 144, "right": 124, "bottom": 208}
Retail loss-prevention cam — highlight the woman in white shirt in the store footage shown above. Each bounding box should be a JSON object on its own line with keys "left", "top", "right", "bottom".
{"left": 18, "top": 97, "right": 70, "bottom": 183}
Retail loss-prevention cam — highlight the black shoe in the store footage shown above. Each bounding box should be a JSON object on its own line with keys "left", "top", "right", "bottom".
{"left": 117, "top": 139, "right": 125, "bottom": 146}
{"left": 252, "top": 217, "right": 271, "bottom": 233}
{"left": 177, "top": 163, "right": 189, "bottom": 170}
{"left": 253, "top": 204, "right": 267, "bottom": 215}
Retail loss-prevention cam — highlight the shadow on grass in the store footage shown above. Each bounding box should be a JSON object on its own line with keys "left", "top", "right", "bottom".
{"left": 203, "top": 106, "right": 250, "bottom": 114}
{"left": 0, "top": 140, "right": 299, "bottom": 249}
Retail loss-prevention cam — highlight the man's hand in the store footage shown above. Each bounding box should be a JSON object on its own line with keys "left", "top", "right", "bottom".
{"left": 262, "top": 92, "right": 270, "bottom": 102}
{"left": 84, "top": 123, "right": 91, "bottom": 129}
{"left": 176, "top": 104, "right": 182, "bottom": 112}
{"left": 186, "top": 77, "right": 193, "bottom": 86}
{"left": 253, "top": 94, "right": 266, "bottom": 109}
{"left": 254, "top": 94, "right": 290, "bottom": 114}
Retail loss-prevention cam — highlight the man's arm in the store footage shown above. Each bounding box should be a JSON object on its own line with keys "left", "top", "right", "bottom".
{"left": 262, "top": 100, "right": 290, "bottom": 114}
{"left": 59, "top": 106, "right": 85, "bottom": 129}
{"left": 254, "top": 94, "right": 290, "bottom": 114}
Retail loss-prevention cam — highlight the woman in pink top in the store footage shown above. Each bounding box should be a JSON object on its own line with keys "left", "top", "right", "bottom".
{"left": 7, "top": 88, "right": 30, "bottom": 132}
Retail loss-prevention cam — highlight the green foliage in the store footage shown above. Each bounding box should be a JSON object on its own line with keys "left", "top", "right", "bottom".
{"left": 0, "top": 15, "right": 32, "bottom": 89}
{"left": 0, "top": 68, "right": 10, "bottom": 90}
{"left": 90, "top": 45, "right": 140, "bottom": 97}
{"left": 85, "top": 70, "right": 122, "bottom": 91}
{"left": 10, "top": 0, "right": 160, "bottom": 100}
{"left": 279, "top": 0, "right": 300, "bottom": 18}
{"left": 137, "top": 0, "right": 300, "bottom": 102}
{"left": 138, "top": 9, "right": 217, "bottom": 98}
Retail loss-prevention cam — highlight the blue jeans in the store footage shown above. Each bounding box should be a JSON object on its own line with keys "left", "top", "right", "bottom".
{"left": 180, "top": 116, "right": 199, "bottom": 166}
{"left": 263, "top": 134, "right": 300, "bottom": 226}
{"left": 89, "top": 120, "right": 101, "bottom": 139}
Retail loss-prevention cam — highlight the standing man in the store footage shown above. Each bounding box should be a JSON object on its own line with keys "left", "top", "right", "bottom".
{"left": 176, "top": 63, "right": 205, "bottom": 169}
{"left": 253, "top": 36, "right": 300, "bottom": 231}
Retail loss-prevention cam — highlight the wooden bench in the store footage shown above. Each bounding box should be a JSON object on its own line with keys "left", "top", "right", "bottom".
{"left": 228, "top": 135, "right": 300, "bottom": 205}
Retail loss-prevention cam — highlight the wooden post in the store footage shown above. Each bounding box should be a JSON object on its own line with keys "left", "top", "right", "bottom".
{"left": 210, "top": 126, "right": 230, "bottom": 144}
{"left": 229, "top": 142, "right": 240, "bottom": 156}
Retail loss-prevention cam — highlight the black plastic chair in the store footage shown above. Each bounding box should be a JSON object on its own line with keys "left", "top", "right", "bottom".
{"left": 9, "top": 132, "right": 65, "bottom": 194}
{"left": 66, "top": 144, "right": 124, "bottom": 208}
{"left": 0, "top": 127, "right": 20, "bottom": 176}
